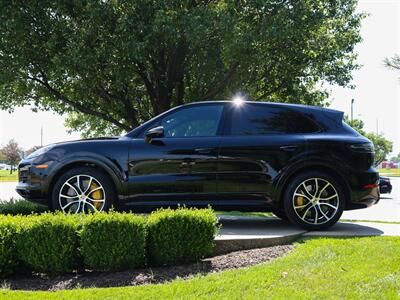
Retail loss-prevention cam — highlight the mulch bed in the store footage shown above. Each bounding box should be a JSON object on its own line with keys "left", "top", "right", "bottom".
{"left": 3, "top": 244, "right": 294, "bottom": 291}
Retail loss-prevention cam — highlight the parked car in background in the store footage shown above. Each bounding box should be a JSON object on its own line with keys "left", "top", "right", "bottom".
{"left": 16, "top": 100, "right": 379, "bottom": 230}
{"left": 379, "top": 176, "right": 392, "bottom": 194}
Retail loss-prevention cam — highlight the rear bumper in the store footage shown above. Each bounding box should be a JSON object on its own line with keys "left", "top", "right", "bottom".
{"left": 345, "top": 168, "right": 380, "bottom": 210}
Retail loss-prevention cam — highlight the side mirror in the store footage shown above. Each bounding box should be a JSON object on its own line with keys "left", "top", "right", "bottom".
{"left": 145, "top": 126, "right": 164, "bottom": 143}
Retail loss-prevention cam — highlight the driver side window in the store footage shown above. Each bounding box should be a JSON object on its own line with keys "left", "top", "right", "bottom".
{"left": 161, "top": 104, "right": 224, "bottom": 138}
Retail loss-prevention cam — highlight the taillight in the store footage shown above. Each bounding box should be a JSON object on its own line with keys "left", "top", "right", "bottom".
{"left": 349, "top": 142, "right": 374, "bottom": 153}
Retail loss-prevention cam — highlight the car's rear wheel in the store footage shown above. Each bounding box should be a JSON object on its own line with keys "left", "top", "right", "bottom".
{"left": 51, "top": 167, "right": 115, "bottom": 213}
{"left": 283, "top": 171, "right": 344, "bottom": 230}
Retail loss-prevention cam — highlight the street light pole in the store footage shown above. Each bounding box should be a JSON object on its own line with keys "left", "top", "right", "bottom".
{"left": 40, "top": 126, "right": 43, "bottom": 147}
{"left": 351, "top": 98, "right": 354, "bottom": 122}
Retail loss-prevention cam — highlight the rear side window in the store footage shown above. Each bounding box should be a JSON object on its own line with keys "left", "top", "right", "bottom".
{"left": 228, "top": 104, "right": 319, "bottom": 136}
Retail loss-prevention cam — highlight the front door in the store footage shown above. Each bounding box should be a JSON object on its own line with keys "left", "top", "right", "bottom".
{"left": 125, "top": 103, "right": 226, "bottom": 209}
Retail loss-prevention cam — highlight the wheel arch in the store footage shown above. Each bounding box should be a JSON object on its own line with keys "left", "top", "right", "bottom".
{"left": 46, "top": 159, "right": 123, "bottom": 208}
{"left": 275, "top": 163, "right": 351, "bottom": 209}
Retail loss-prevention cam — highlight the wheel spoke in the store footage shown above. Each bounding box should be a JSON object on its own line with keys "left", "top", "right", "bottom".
{"left": 319, "top": 202, "right": 338, "bottom": 211}
{"left": 301, "top": 183, "right": 314, "bottom": 198}
{"left": 301, "top": 205, "right": 314, "bottom": 220}
{"left": 87, "top": 197, "right": 105, "bottom": 202}
{"left": 66, "top": 182, "right": 80, "bottom": 196}
{"left": 319, "top": 193, "right": 338, "bottom": 201}
{"left": 87, "top": 186, "right": 103, "bottom": 195}
{"left": 313, "top": 206, "right": 318, "bottom": 224}
{"left": 74, "top": 201, "right": 82, "bottom": 214}
{"left": 317, "top": 204, "right": 329, "bottom": 220}
{"left": 60, "top": 194, "right": 79, "bottom": 199}
{"left": 318, "top": 182, "right": 331, "bottom": 198}
{"left": 61, "top": 200, "right": 79, "bottom": 211}
{"left": 313, "top": 178, "right": 319, "bottom": 197}
{"left": 83, "top": 177, "right": 93, "bottom": 194}
{"left": 84, "top": 201, "right": 98, "bottom": 212}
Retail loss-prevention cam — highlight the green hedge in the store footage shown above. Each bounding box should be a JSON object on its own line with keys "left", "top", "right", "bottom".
{"left": 17, "top": 213, "right": 80, "bottom": 274}
{"left": 0, "top": 208, "right": 218, "bottom": 277}
{"left": 0, "top": 216, "right": 20, "bottom": 277}
{"left": 80, "top": 212, "right": 146, "bottom": 271}
{"left": 147, "top": 208, "right": 218, "bottom": 266}
{"left": 0, "top": 199, "right": 48, "bottom": 215}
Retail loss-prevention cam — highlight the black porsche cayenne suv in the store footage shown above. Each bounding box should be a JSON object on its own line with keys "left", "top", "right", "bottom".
{"left": 17, "top": 101, "right": 379, "bottom": 230}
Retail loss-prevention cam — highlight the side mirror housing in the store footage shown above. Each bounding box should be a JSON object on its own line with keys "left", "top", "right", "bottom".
{"left": 145, "top": 126, "right": 164, "bottom": 143}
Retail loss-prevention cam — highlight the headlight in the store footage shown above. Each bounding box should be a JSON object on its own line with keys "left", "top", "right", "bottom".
{"left": 26, "top": 145, "right": 55, "bottom": 159}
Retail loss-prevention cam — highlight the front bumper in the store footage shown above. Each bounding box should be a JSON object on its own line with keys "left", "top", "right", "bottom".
{"left": 16, "top": 159, "right": 53, "bottom": 206}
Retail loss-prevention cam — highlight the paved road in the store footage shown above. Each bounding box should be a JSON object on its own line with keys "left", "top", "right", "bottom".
{"left": 1, "top": 177, "right": 399, "bottom": 222}
{"left": 342, "top": 177, "right": 400, "bottom": 222}
{"left": 0, "top": 181, "right": 19, "bottom": 200}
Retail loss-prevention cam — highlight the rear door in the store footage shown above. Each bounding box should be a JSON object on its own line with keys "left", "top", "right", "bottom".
{"left": 216, "top": 103, "right": 309, "bottom": 209}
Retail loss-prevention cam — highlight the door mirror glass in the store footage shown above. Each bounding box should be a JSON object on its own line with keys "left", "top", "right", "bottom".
{"left": 145, "top": 126, "right": 164, "bottom": 143}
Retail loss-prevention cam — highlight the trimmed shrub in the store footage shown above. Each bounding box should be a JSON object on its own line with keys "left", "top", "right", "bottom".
{"left": 0, "top": 199, "right": 48, "bottom": 215}
{"left": 16, "top": 213, "right": 80, "bottom": 274}
{"left": 79, "top": 212, "right": 146, "bottom": 271}
{"left": 147, "top": 207, "right": 218, "bottom": 266}
{"left": 0, "top": 215, "right": 20, "bottom": 277}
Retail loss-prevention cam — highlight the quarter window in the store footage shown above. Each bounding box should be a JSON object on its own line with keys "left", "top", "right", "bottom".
{"left": 161, "top": 104, "right": 224, "bottom": 138}
{"left": 228, "top": 104, "right": 318, "bottom": 135}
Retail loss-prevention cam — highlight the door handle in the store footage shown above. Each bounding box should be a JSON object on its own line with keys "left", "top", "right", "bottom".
{"left": 280, "top": 145, "right": 298, "bottom": 152}
{"left": 194, "top": 148, "right": 213, "bottom": 154}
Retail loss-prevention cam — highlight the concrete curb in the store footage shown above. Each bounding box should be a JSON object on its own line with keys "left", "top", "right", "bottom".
{"left": 212, "top": 216, "right": 400, "bottom": 255}
{"left": 213, "top": 232, "right": 303, "bottom": 255}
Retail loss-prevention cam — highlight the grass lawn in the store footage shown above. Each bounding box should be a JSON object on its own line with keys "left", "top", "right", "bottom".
{"left": 2, "top": 237, "right": 400, "bottom": 299}
{"left": 0, "top": 170, "right": 18, "bottom": 182}
{"left": 378, "top": 168, "right": 400, "bottom": 177}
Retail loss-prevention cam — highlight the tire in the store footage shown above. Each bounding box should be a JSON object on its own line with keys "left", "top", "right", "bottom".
{"left": 283, "top": 171, "right": 345, "bottom": 230}
{"left": 51, "top": 167, "right": 115, "bottom": 213}
{"left": 272, "top": 210, "right": 288, "bottom": 221}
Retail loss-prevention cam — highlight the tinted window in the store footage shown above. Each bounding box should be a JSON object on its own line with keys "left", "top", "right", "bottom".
{"left": 229, "top": 104, "right": 318, "bottom": 135}
{"left": 161, "top": 105, "right": 224, "bottom": 138}
{"left": 285, "top": 111, "right": 320, "bottom": 133}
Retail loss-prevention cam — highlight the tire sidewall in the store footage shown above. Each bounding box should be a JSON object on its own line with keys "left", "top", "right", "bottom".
{"left": 51, "top": 167, "right": 115, "bottom": 212}
{"left": 283, "top": 171, "right": 345, "bottom": 230}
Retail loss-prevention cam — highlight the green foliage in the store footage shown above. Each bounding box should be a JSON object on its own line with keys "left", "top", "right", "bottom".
{"left": 0, "top": 199, "right": 48, "bottom": 215}
{"left": 16, "top": 213, "right": 80, "bottom": 274}
{"left": 0, "top": 208, "right": 218, "bottom": 277}
{"left": 147, "top": 208, "right": 218, "bottom": 266}
{"left": 365, "top": 133, "right": 393, "bottom": 166}
{"left": 0, "top": 216, "right": 20, "bottom": 277}
{"left": 0, "top": 1, "right": 364, "bottom": 136}
{"left": 79, "top": 212, "right": 146, "bottom": 271}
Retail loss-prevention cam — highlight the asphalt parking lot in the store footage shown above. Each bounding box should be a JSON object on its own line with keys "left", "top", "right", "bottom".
{"left": 1, "top": 177, "right": 399, "bottom": 222}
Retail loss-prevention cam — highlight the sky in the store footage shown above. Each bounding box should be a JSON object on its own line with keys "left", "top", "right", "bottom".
{"left": 0, "top": 0, "right": 399, "bottom": 154}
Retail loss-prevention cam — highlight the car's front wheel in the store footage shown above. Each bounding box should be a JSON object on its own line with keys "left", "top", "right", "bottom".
{"left": 283, "top": 172, "right": 345, "bottom": 230}
{"left": 51, "top": 167, "right": 115, "bottom": 213}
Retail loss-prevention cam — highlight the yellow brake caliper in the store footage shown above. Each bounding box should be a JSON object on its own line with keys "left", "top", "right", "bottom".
{"left": 296, "top": 195, "right": 304, "bottom": 207}
{"left": 90, "top": 182, "right": 103, "bottom": 210}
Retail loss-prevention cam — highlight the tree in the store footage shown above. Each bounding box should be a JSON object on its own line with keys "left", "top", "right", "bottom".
{"left": 345, "top": 117, "right": 393, "bottom": 166}
{"left": 390, "top": 153, "right": 400, "bottom": 163}
{"left": 384, "top": 54, "right": 400, "bottom": 70}
{"left": 0, "top": 1, "right": 364, "bottom": 136}
{"left": 2, "top": 140, "right": 22, "bottom": 173}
